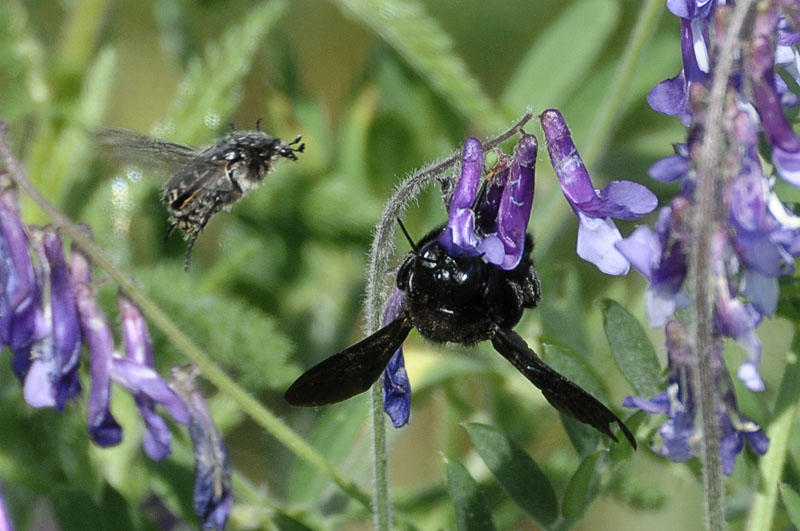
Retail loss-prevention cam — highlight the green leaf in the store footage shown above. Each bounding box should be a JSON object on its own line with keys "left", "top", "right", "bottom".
{"left": 777, "top": 276, "right": 800, "bottom": 322}
{"left": 162, "top": 1, "right": 288, "bottom": 143}
{"left": 445, "top": 457, "right": 496, "bottom": 531}
{"left": 601, "top": 299, "right": 662, "bottom": 397}
{"left": 135, "top": 266, "right": 296, "bottom": 392}
{"left": 562, "top": 450, "right": 605, "bottom": 521}
{"left": 781, "top": 483, "right": 800, "bottom": 528}
{"left": 287, "top": 399, "right": 368, "bottom": 506}
{"left": 333, "top": 0, "right": 503, "bottom": 131}
{"left": 464, "top": 423, "right": 557, "bottom": 526}
{"left": 501, "top": 0, "right": 619, "bottom": 112}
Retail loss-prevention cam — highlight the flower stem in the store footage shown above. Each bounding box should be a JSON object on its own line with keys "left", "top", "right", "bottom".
{"left": 362, "top": 111, "right": 534, "bottom": 529}
{"left": 690, "top": 2, "right": 756, "bottom": 530}
{"left": 0, "top": 122, "right": 372, "bottom": 510}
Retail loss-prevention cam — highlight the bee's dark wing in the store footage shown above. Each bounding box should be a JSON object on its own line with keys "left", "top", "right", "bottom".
{"left": 94, "top": 127, "right": 200, "bottom": 174}
{"left": 285, "top": 315, "right": 413, "bottom": 407}
{"left": 490, "top": 326, "right": 636, "bottom": 449}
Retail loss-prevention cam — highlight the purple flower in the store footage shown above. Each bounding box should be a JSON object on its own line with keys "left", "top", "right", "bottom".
{"left": 0, "top": 186, "right": 43, "bottom": 380}
{"left": 623, "top": 320, "right": 768, "bottom": 475}
{"left": 439, "top": 133, "right": 537, "bottom": 270}
{"left": 117, "top": 295, "right": 190, "bottom": 460}
{"left": 170, "top": 367, "right": 232, "bottom": 531}
{"left": 747, "top": 7, "right": 800, "bottom": 186}
{"left": 70, "top": 245, "right": 123, "bottom": 447}
{"left": 616, "top": 199, "right": 690, "bottom": 327}
{"left": 382, "top": 288, "right": 410, "bottom": 428}
{"left": 540, "top": 109, "right": 657, "bottom": 275}
{"left": 23, "top": 232, "right": 82, "bottom": 411}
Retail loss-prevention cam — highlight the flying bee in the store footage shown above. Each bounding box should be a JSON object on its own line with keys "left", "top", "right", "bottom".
{"left": 284, "top": 134, "right": 636, "bottom": 447}
{"left": 96, "top": 123, "right": 304, "bottom": 269}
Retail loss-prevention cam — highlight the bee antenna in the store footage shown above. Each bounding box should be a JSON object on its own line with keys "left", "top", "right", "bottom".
{"left": 396, "top": 218, "right": 418, "bottom": 253}
{"left": 289, "top": 135, "right": 305, "bottom": 153}
{"left": 256, "top": 118, "right": 262, "bottom": 131}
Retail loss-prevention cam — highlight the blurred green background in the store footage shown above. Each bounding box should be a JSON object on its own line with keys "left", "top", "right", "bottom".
{"left": 0, "top": 0, "right": 796, "bottom": 529}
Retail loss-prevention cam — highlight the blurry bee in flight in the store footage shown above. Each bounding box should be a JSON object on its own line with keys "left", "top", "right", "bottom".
{"left": 284, "top": 134, "right": 636, "bottom": 447}
{"left": 96, "top": 122, "right": 304, "bottom": 269}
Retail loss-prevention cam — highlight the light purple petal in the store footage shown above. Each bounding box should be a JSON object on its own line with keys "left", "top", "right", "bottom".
{"left": 0, "top": 480, "right": 13, "bottom": 531}
{"left": 138, "top": 404, "right": 172, "bottom": 461}
{"left": 584, "top": 181, "right": 657, "bottom": 219}
{"left": 647, "top": 71, "right": 688, "bottom": 117}
{"left": 615, "top": 226, "right": 660, "bottom": 282}
{"left": 110, "top": 358, "right": 190, "bottom": 424}
{"left": 772, "top": 146, "right": 800, "bottom": 186}
{"left": 645, "top": 285, "right": 690, "bottom": 328}
{"left": 649, "top": 153, "right": 689, "bottom": 182}
{"left": 622, "top": 391, "right": 670, "bottom": 414}
{"left": 575, "top": 212, "right": 630, "bottom": 275}
{"left": 742, "top": 270, "right": 779, "bottom": 316}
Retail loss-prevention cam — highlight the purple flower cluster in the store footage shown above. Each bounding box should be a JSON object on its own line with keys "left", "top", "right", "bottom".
{"left": 618, "top": 0, "right": 800, "bottom": 473}
{"left": 0, "top": 182, "right": 230, "bottom": 529}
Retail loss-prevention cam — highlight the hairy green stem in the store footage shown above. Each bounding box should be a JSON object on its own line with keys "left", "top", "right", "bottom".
{"left": 362, "top": 111, "right": 534, "bottom": 529}
{"left": 690, "top": 2, "right": 756, "bottom": 530}
{"left": 0, "top": 122, "right": 372, "bottom": 510}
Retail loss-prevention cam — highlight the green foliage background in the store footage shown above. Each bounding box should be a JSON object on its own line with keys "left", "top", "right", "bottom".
{"left": 0, "top": 0, "right": 797, "bottom": 529}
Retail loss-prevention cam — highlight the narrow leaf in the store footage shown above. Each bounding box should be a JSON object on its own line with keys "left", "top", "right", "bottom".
{"left": 333, "top": 0, "right": 503, "bottom": 131}
{"left": 445, "top": 457, "right": 496, "bottom": 531}
{"left": 601, "top": 299, "right": 661, "bottom": 397}
{"left": 502, "top": 0, "right": 619, "bottom": 111}
{"left": 464, "top": 423, "right": 557, "bottom": 526}
{"left": 562, "top": 450, "right": 605, "bottom": 520}
{"left": 781, "top": 483, "right": 800, "bottom": 528}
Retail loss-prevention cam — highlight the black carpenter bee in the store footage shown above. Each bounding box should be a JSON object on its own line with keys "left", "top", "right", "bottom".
{"left": 284, "top": 134, "right": 636, "bottom": 447}
{"left": 96, "top": 123, "right": 304, "bottom": 268}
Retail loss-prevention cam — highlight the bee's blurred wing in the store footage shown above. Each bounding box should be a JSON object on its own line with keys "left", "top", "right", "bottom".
{"left": 94, "top": 127, "right": 200, "bottom": 174}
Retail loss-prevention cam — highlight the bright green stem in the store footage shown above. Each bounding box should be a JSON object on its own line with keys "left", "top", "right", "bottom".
{"left": 746, "top": 347, "right": 800, "bottom": 531}
{"left": 581, "top": 0, "right": 664, "bottom": 166}
{"left": 0, "top": 123, "right": 372, "bottom": 510}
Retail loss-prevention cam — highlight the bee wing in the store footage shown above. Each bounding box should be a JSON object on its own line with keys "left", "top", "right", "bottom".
{"left": 490, "top": 326, "right": 636, "bottom": 448}
{"left": 285, "top": 315, "right": 414, "bottom": 407}
{"left": 94, "top": 127, "right": 201, "bottom": 174}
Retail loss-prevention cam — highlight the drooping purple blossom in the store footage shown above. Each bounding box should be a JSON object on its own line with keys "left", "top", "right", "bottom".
{"left": 170, "top": 367, "right": 232, "bottom": 531}
{"left": 747, "top": 6, "right": 800, "bottom": 186}
{"left": 439, "top": 133, "right": 537, "bottom": 270}
{"left": 540, "top": 108, "right": 657, "bottom": 275}
{"left": 118, "top": 295, "right": 190, "bottom": 460}
{"left": 623, "top": 320, "right": 769, "bottom": 475}
{"left": 381, "top": 287, "right": 410, "bottom": 428}
{"left": 70, "top": 244, "right": 124, "bottom": 447}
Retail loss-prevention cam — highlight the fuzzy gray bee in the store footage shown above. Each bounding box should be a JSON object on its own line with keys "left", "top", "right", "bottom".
{"left": 96, "top": 124, "right": 304, "bottom": 269}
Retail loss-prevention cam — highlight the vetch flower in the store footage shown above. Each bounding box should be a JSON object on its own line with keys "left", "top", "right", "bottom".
{"left": 70, "top": 244, "right": 123, "bottom": 447}
{"left": 171, "top": 366, "right": 232, "bottom": 531}
{"left": 616, "top": 199, "right": 690, "bottom": 327}
{"left": 623, "top": 320, "right": 769, "bottom": 475}
{"left": 540, "top": 109, "right": 657, "bottom": 275}
{"left": 381, "top": 287, "right": 410, "bottom": 428}
{"left": 438, "top": 133, "right": 537, "bottom": 270}
{"left": 118, "top": 295, "right": 190, "bottom": 460}
{"left": 0, "top": 480, "right": 12, "bottom": 531}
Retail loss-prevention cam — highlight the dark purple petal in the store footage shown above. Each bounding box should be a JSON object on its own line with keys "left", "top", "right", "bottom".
{"left": 541, "top": 109, "right": 597, "bottom": 206}
{"left": 138, "top": 404, "right": 173, "bottom": 461}
{"left": 170, "top": 368, "right": 231, "bottom": 531}
{"left": 476, "top": 158, "right": 510, "bottom": 235}
{"left": 648, "top": 153, "right": 689, "bottom": 182}
{"left": 43, "top": 233, "right": 82, "bottom": 410}
{"left": 382, "top": 351, "right": 410, "bottom": 428}
{"left": 440, "top": 137, "right": 483, "bottom": 256}
{"left": 575, "top": 212, "right": 630, "bottom": 275}
{"left": 381, "top": 288, "right": 410, "bottom": 428}
{"left": 71, "top": 247, "right": 122, "bottom": 447}
{"left": 496, "top": 134, "right": 536, "bottom": 270}
{"left": 772, "top": 146, "right": 800, "bottom": 186}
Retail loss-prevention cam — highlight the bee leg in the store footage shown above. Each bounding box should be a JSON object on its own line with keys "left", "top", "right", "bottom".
{"left": 165, "top": 223, "right": 177, "bottom": 242}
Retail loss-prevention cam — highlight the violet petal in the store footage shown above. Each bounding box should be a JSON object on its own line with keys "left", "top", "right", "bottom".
{"left": 496, "top": 134, "right": 536, "bottom": 270}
